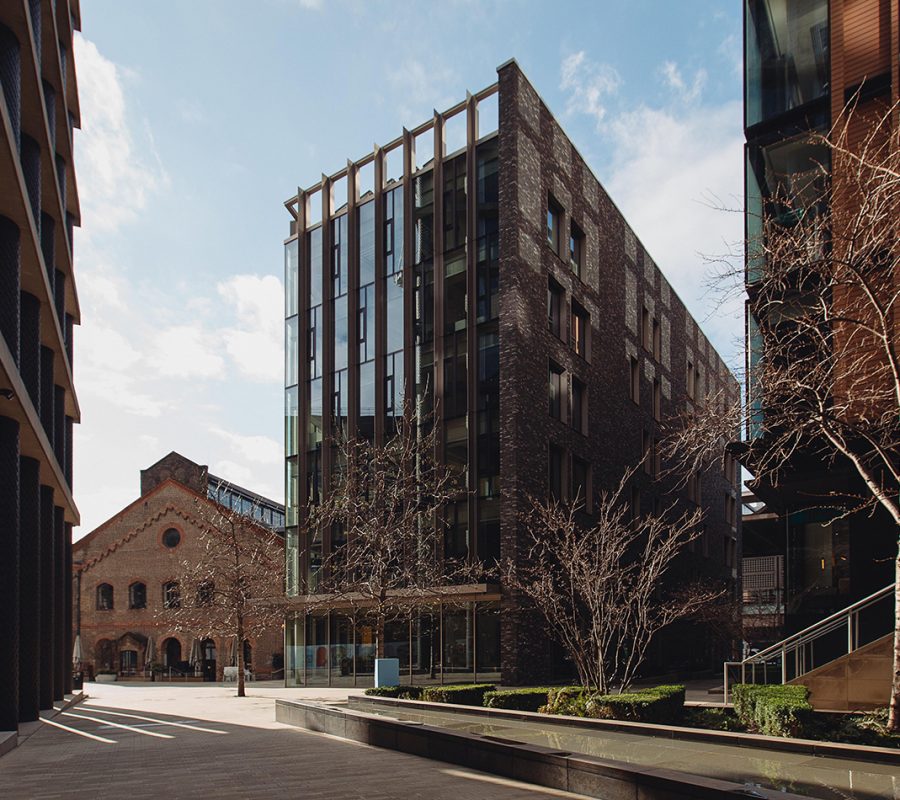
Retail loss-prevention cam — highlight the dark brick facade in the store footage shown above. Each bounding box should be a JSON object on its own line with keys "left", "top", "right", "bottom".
{"left": 496, "top": 62, "right": 740, "bottom": 683}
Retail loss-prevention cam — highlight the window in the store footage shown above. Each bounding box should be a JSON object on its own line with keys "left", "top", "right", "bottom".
{"left": 571, "top": 377, "right": 586, "bottom": 434}
{"left": 571, "top": 455, "right": 590, "bottom": 509}
{"left": 547, "top": 195, "right": 562, "bottom": 253}
{"left": 548, "top": 444, "right": 565, "bottom": 501}
{"left": 569, "top": 220, "right": 584, "bottom": 278}
{"left": 128, "top": 582, "right": 147, "bottom": 610}
{"left": 571, "top": 301, "right": 588, "bottom": 359}
{"left": 653, "top": 378, "right": 661, "bottom": 421}
{"left": 197, "top": 580, "right": 214, "bottom": 607}
{"left": 162, "top": 527, "right": 181, "bottom": 548}
{"left": 642, "top": 306, "right": 651, "bottom": 351}
{"left": 629, "top": 356, "right": 640, "bottom": 403}
{"left": 725, "top": 493, "right": 737, "bottom": 528}
{"left": 725, "top": 536, "right": 736, "bottom": 569}
{"left": 547, "top": 279, "right": 563, "bottom": 338}
{"left": 549, "top": 362, "right": 564, "bottom": 420}
{"left": 652, "top": 317, "right": 661, "bottom": 360}
{"left": 687, "top": 472, "right": 701, "bottom": 505}
{"left": 642, "top": 429, "right": 652, "bottom": 475}
{"left": 686, "top": 359, "right": 695, "bottom": 399}
{"left": 96, "top": 583, "right": 113, "bottom": 611}
{"left": 163, "top": 582, "right": 180, "bottom": 609}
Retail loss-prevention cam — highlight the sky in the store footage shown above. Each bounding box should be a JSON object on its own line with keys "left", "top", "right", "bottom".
{"left": 72, "top": 0, "right": 745, "bottom": 537}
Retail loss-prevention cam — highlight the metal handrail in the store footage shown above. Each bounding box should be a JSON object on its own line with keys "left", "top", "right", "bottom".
{"left": 724, "top": 583, "right": 893, "bottom": 702}
{"left": 742, "top": 583, "right": 892, "bottom": 665}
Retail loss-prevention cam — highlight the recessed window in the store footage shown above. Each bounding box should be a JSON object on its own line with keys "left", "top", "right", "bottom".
{"left": 653, "top": 378, "right": 661, "bottom": 421}
{"left": 547, "top": 279, "right": 563, "bottom": 339}
{"left": 642, "top": 307, "right": 651, "bottom": 351}
{"left": 548, "top": 444, "right": 565, "bottom": 501}
{"left": 629, "top": 356, "right": 640, "bottom": 404}
{"left": 197, "top": 580, "right": 214, "bottom": 607}
{"left": 571, "top": 301, "right": 589, "bottom": 359}
{"left": 642, "top": 429, "right": 652, "bottom": 475}
{"left": 547, "top": 195, "right": 562, "bottom": 253}
{"left": 652, "top": 317, "right": 661, "bottom": 360}
{"left": 569, "top": 220, "right": 584, "bottom": 278}
{"left": 96, "top": 583, "right": 114, "bottom": 611}
{"left": 571, "top": 455, "right": 590, "bottom": 510}
{"left": 163, "top": 581, "right": 181, "bottom": 609}
{"left": 549, "top": 362, "right": 564, "bottom": 420}
{"left": 571, "top": 377, "right": 587, "bottom": 434}
{"left": 162, "top": 528, "right": 181, "bottom": 548}
{"left": 686, "top": 359, "right": 695, "bottom": 399}
{"left": 128, "top": 582, "right": 147, "bottom": 610}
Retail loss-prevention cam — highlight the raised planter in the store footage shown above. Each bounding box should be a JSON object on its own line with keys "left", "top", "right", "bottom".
{"left": 95, "top": 673, "right": 117, "bottom": 683}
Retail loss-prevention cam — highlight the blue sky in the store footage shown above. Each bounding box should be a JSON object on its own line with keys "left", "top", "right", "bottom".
{"left": 73, "top": 0, "right": 745, "bottom": 536}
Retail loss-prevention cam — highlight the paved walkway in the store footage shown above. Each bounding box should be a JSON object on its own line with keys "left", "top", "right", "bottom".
{"left": 0, "top": 682, "right": 589, "bottom": 799}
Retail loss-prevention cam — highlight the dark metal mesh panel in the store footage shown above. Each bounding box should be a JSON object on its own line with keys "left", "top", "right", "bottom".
{"left": 64, "top": 416, "right": 72, "bottom": 487}
{"left": 0, "top": 417, "right": 21, "bottom": 730}
{"left": 53, "top": 386, "right": 64, "bottom": 471}
{"left": 17, "top": 456, "right": 41, "bottom": 722}
{"left": 38, "top": 485, "right": 53, "bottom": 710}
{"left": 39, "top": 346, "right": 54, "bottom": 446}
{"left": 20, "top": 135, "right": 41, "bottom": 239}
{"left": 54, "top": 268, "right": 64, "bottom": 326}
{"left": 40, "top": 212, "right": 55, "bottom": 293}
{"left": 18, "top": 292, "right": 40, "bottom": 412}
{"left": 0, "top": 23, "right": 21, "bottom": 153}
{"left": 28, "top": 0, "right": 40, "bottom": 68}
{"left": 42, "top": 80, "right": 55, "bottom": 143}
{"left": 55, "top": 153, "right": 65, "bottom": 209}
{"left": 53, "top": 506, "right": 64, "bottom": 701}
{"left": 0, "top": 216, "right": 21, "bottom": 366}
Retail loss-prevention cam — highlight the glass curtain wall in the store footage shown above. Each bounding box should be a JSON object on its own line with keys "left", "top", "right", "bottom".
{"left": 284, "top": 238, "right": 300, "bottom": 595}
{"left": 307, "top": 226, "right": 324, "bottom": 590}
{"left": 284, "top": 601, "right": 501, "bottom": 686}
{"left": 385, "top": 186, "right": 404, "bottom": 435}
{"left": 358, "top": 200, "right": 376, "bottom": 440}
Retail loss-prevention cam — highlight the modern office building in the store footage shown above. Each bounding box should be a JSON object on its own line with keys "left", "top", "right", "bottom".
{"left": 74, "top": 452, "right": 285, "bottom": 682}
{"left": 283, "top": 60, "right": 741, "bottom": 686}
{"left": 742, "top": 0, "right": 897, "bottom": 634}
{"left": 0, "top": 0, "right": 81, "bottom": 733}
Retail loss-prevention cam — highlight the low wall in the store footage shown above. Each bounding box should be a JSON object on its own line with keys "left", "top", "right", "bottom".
{"left": 276, "top": 699, "right": 808, "bottom": 800}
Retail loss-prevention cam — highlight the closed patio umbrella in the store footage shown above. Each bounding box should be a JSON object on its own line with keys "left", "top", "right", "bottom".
{"left": 72, "top": 634, "right": 82, "bottom": 666}
{"left": 189, "top": 639, "right": 201, "bottom": 671}
{"left": 144, "top": 635, "right": 156, "bottom": 667}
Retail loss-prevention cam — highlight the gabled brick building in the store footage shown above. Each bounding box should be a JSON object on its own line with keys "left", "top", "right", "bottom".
{"left": 283, "top": 60, "right": 741, "bottom": 686}
{"left": 74, "top": 453, "right": 285, "bottom": 681}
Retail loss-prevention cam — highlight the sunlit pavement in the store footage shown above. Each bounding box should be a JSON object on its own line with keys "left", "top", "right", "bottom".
{"left": 0, "top": 681, "right": 589, "bottom": 800}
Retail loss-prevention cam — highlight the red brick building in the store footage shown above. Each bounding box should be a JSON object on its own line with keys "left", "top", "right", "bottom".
{"left": 73, "top": 453, "right": 285, "bottom": 681}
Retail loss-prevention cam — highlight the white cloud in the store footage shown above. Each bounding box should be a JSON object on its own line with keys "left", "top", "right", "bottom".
{"left": 297, "top": 0, "right": 322, "bottom": 8}
{"left": 604, "top": 98, "right": 745, "bottom": 361}
{"left": 73, "top": 33, "right": 167, "bottom": 237}
{"left": 210, "top": 428, "right": 282, "bottom": 465}
{"left": 149, "top": 325, "right": 226, "bottom": 379}
{"left": 660, "top": 61, "right": 707, "bottom": 104}
{"left": 560, "top": 51, "right": 622, "bottom": 129}
{"left": 217, "top": 274, "right": 284, "bottom": 383}
{"left": 387, "top": 58, "right": 458, "bottom": 124}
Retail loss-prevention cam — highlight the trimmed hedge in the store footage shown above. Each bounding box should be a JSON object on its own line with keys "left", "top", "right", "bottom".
{"left": 363, "top": 685, "right": 422, "bottom": 700}
{"left": 541, "top": 686, "right": 592, "bottom": 717}
{"left": 420, "top": 683, "right": 496, "bottom": 706}
{"left": 586, "top": 685, "right": 685, "bottom": 724}
{"left": 731, "top": 684, "right": 812, "bottom": 737}
{"left": 483, "top": 688, "right": 552, "bottom": 712}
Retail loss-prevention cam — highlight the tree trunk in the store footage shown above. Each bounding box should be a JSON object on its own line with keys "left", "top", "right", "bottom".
{"left": 890, "top": 546, "right": 900, "bottom": 732}
{"left": 236, "top": 618, "right": 245, "bottom": 698}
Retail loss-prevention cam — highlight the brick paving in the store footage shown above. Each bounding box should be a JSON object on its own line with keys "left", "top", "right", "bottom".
{"left": 0, "top": 682, "right": 587, "bottom": 799}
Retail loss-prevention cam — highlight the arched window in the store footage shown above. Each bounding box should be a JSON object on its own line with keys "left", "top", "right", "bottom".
{"left": 96, "top": 583, "right": 114, "bottom": 610}
{"left": 162, "top": 637, "right": 182, "bottom": 667}
{"left": 163, "top": 581, "right": 180, "bottom": 609}
{"left": 162, "top": 527, "right": 181, "bottom": 548}
{"left": 128, "top": 581, "right": 147, "bottom": 609}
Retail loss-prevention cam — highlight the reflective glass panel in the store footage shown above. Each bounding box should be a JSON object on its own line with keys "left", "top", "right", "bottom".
{"left": 285, "top": 239, "right": 298, "bottom": 317}
{"left": 358, "top": 200, "right": 375, "bottom": 285}
{"left": 285, "top": 386, "right": 298, "bottom": 457}
{"left": 285, "top": 316, "right": 298, "bottom": 387}
{"left": 309, "top": 227, "right": 323, "bottom": 307}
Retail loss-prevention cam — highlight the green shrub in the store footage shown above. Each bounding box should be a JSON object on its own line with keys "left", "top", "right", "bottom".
{"left": 731, "top": 684, "right": 812, "bottom": 737}
{"left": 586, "top": 685, "right": 685, "bottom": 724}
{"left": 420, "top": 684, "right": 495, "bottom": 705}
{"left": 540, "top": 686, "right": 593, "bottom": 717}
{"left": 364, "top": 685, "right": 422, "bottom": 700}
{"left": 483, "top": 688, "right": 552, "bottom": 712}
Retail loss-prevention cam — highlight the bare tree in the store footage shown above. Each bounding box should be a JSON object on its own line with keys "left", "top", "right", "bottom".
{"left": 666, "top": 100, "right": 900, "bottom": 729}
{"left": 302, "top": 399, "right": 479, "bottom": 659}
{"left": 504, "top": 474, "right": 722, "bottom": 694}
{"left": 161, "top": 491, "right": 284, "bottom": 697}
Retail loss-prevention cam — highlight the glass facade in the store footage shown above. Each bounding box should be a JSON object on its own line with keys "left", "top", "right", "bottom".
{"left": 284, "top": 601, "right": 502, "bottom": 687}
{"left": 285, "top": 124, "right": 502, "bottom": 683}
{"left": 745, "top": 0, "right": 829, "bottom": 128}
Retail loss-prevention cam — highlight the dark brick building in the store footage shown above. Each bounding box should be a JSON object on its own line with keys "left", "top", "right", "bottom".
{"left": 283, "top": 60, "right": 740, "bottom": 686}
{"left": 0, "top": 0, "right": 82, "bottom": 733}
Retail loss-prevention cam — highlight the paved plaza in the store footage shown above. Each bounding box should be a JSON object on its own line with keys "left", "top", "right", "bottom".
{"left": 0, "top": 682, "right": 590, "bottom": 799}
